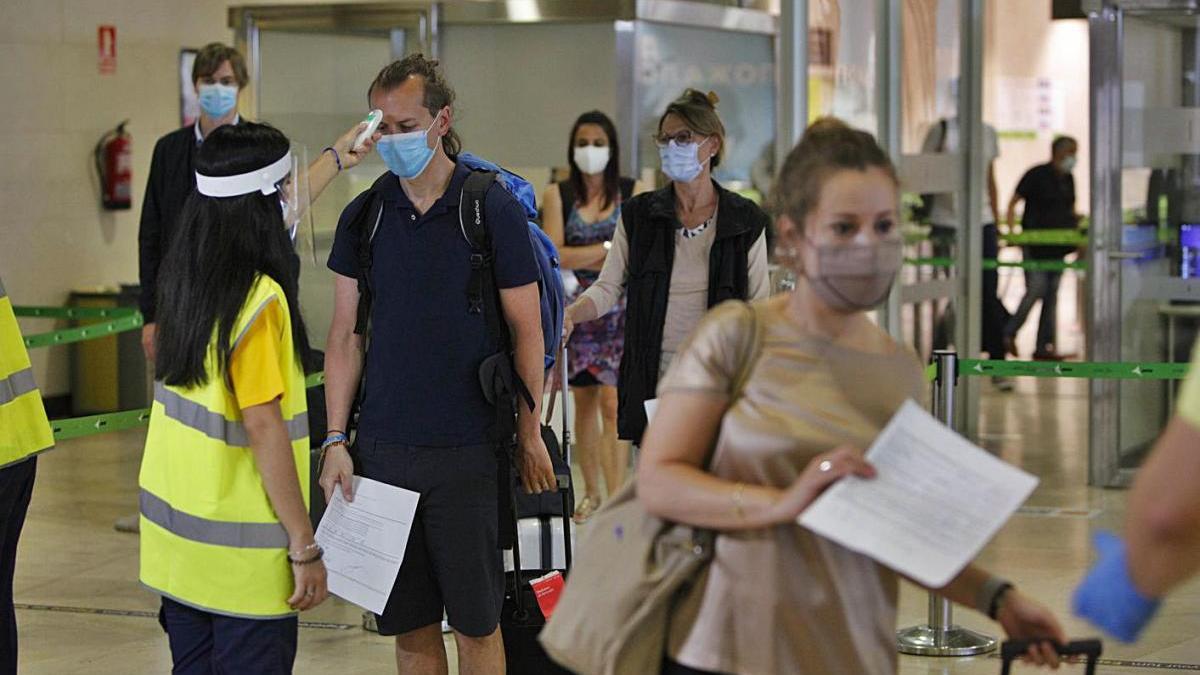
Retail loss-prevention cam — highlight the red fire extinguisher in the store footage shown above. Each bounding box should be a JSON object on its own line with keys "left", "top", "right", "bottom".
{"left": 94, "top": 120, "right": 132, "bottom": 210}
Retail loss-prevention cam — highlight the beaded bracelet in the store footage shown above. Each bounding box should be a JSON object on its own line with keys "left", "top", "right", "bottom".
{"left": 322, "top": 146, "right": 343, "bottom": 172}
{"left": 321, "top": 432, "right": 349, "bottom": 451}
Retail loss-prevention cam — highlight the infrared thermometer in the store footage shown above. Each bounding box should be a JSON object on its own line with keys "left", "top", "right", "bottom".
{"left": 353, "top": 110, "right": 383, "bottom": 151}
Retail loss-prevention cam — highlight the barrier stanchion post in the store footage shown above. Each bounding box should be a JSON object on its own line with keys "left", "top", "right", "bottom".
{"left": 896, "top": 350, "right": 998, "bottom": 657}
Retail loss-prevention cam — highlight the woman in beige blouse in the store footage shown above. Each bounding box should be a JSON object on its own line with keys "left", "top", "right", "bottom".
{"left": 564, "top": 89, "right": 771, "bottom": 452}
{"left": 638, "top": 118, "right": 1068, "bottom": 675}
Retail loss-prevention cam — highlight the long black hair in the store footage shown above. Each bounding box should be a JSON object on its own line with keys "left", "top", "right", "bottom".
{"left": 566, "top": 110, "right": 621, "bottom": 212}
{"left": 155, "top": 122, "right": 311, "bottom": 389}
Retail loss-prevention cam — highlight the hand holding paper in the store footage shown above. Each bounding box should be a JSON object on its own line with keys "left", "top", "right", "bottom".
{"left": 798, "top": 399, "right": 1038, "bottom": 588}
{"left": 315, "top": 476, "right": 419, "bottom": 614}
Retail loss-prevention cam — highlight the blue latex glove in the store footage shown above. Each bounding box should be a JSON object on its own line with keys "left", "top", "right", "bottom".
{"left": 1072, "top": 531, "right": 1161, "bottom": 643}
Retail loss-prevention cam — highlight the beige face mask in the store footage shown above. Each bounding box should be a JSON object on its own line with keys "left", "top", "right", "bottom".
{"left": 802, "top": 239, "right": 903, "bottom": 311}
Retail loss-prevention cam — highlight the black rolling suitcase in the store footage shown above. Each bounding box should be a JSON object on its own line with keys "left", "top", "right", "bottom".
{"left": 305, "top": 350, "right": 329, "bottom": 530}
{"left": 501, "top": 346, "right": 574, "bottom": 674}
{"left": 1000, "top": 639, "right": 1102, "bottom": 674}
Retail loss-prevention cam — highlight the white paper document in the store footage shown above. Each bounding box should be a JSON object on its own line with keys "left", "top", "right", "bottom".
{"left": 797, "top": 399, "right": 1038, "bottom": 588}
{"left": 644, "top": 399, "right": 659, "bottom": 423}
{"left": 315, "top": 476, "right": 419, "bottom": 614}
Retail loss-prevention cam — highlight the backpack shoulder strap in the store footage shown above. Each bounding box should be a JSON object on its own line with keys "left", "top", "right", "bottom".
{"left": 351, "top": 178, "right": 390, "bottom": 336}
{"left": 618, "top": 177, "right": 636, "bottom": 203}
{"left": 460, "top": 169, "right": 499, "bottom": 317}
{"left": 557, "top": 181, "right": 575, "bottom": 228}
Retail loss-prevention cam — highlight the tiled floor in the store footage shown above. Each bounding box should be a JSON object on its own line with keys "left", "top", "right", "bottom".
{"left": 14, "top": 375, "right": 1200, "bottom": 673}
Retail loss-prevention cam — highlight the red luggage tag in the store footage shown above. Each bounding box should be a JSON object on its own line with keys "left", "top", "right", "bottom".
{"left": 530, "top": 570, "right": 564, "bottom": 620}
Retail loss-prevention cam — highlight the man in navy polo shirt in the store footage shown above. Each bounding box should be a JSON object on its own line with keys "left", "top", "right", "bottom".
{"left": 320, "top": 54, "right": 555, "bottom": 674}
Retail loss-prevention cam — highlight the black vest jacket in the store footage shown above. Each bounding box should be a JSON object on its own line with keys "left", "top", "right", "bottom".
{"left": 617, "top": 181, "right": 767, "bottom": 442}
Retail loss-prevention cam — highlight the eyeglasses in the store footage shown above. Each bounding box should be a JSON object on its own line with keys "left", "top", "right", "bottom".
{"left": 654, "top": 129, "right": 705, "bottom": 148}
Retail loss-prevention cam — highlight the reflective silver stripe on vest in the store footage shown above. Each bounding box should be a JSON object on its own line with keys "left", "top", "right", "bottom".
{"left": 0, "top": 368, "right": 37, "bottom": 406}
{"left": 140, "top": 489, "right": 289, "bottom": 548}
{"left": 231, "top": 295, "right": 280, "bottom": 353}
{"left": 154, "top": 382, "right": 308, "bottom": 446}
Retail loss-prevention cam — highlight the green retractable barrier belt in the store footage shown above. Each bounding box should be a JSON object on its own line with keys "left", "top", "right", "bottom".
{"left": 958, "top": 359, "right": 1189, "bottom": 380}
{"left": 47, "top": 371, "right": 329, "bottom": 441}
{"left": 52, "top": 408, "right": 153, "bottom": 442}
{"left": 16, "top": 305, "right": 145, "bottom": 350}
{"left": 904, "top": 258, "right": 1087, "bottom": 272}
{"left": 14, "top": 306, "right": 140, "bottom": 320}
{"left": 22, "top": 313, "right": 144, "bottom": 349}
{"left": 999, "top": 229, "right": 1088, "bottom": 247}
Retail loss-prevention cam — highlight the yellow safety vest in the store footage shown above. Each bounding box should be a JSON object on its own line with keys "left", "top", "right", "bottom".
{"left": 0, "top": 276, "right": 54, "bottom": 469}
{"left": 139, "top": 274, "right": 309, "bottom": 618}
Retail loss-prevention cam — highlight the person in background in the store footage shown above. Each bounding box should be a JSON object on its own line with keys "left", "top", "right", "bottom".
{"left": 0, "top": 273, "right": 55, "bottom": 674}
{"left": 139, "top": 42, "right": 376, "bottom": 362}
{"left": 921, "top": 115, "right": 1012, "bottom": 391}
{"left": 1074, "top": 338, "right": 1200, "bottom": 642}
{"left": 139, "top": 42, "right": 249, "bottom": 362}
{"left": 140, "top": 123, "right": 325, "bottom": 674}
{"left": 542, "top": 111, "right": 643, "bottom": 520}
{"left": 638, "top": 118, "right": 1068, "bottom": 675}
{"left": 127, "top": 42, "right": 375, "bottom": 535}
{"left": 564, "top": 89, "right": 770, "bottom": 447}
{"left": 1003, "top": 136, "right": 1079, "bottom": 361}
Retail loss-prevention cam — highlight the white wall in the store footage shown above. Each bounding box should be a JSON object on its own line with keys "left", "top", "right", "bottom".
{"left": 440, "top": 22, "right": 618, "bottom": 170}
{"left": 0, "top": 0, "right": 371, "bottom": 397}
{"left": 0, "top": 0, "right": 231, "bottom": 397}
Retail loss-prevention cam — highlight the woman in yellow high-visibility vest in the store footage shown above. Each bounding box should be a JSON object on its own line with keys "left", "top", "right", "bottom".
{"left": 0, "top": 273, "right": 54, "bottom": 674}
{"left": 138, "top": 122, "right": 326, "bottom": 674}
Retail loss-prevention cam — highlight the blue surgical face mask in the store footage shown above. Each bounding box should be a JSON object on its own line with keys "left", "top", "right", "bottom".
{"left": 377, "top": 112, "right": 442, "bottom": 180}
{"left": 659, "top": 139, "right": 707, "bottom": 184}
{"left": 197, "top": 83, "right": 238, "bottom": 118}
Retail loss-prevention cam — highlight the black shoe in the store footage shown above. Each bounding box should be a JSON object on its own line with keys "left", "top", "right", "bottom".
{"left": 1032, "top": 345, "right": 1075, "bottom": 361}
{"left": 1003, "top": 335, "right": 1019, "bottom": 358}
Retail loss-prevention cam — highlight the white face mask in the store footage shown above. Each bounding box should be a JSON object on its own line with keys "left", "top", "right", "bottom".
{"left": 574, "top": 145, "right": 611, "bottom": 176}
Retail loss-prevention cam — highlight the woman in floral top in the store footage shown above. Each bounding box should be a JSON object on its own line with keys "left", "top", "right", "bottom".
{"left": 542, "top": 111, "right": 643, "bottom": 521}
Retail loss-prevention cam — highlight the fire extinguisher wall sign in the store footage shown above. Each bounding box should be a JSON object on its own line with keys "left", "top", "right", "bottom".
{"left": 96, "top": 121, "right": 132, "bottom": 210}
{"left": 98, "top": 25, "right": 116, "bottom": 75}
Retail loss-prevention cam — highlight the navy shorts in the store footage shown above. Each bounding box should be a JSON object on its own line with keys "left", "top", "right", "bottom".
{"left": 158, "top": 597, "right": 297, "bottom": 675}
{"left": 353, "top": 438, "right": 504, "bottom": 637}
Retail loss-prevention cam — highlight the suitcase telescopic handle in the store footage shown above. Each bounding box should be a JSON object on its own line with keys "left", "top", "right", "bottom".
{"left": 1000, "top": 639, "right": 1102, "bottom": 675}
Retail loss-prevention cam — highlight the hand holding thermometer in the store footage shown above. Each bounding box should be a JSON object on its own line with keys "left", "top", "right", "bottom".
{"left": 353, "top": 110, "right": 383, "bottom": 151}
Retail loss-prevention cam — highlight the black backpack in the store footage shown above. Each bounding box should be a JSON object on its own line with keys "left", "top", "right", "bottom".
{"left": 343, "top": 169, "right": 545, "bottom": 548}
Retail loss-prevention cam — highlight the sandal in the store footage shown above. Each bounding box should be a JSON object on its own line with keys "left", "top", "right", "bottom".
{"left": 573, "top": 494, "right": 602, "bottom": 523}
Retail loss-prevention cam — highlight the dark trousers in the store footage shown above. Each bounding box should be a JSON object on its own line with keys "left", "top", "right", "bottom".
{"left": 981, "top": 224, "right": 1011, "bottom": 358}
{"left": 931, "top": 224, "right": 1010, "bottom": 357}
{"left": 1005, "top": 268, "right": 1063, "bottom": 353}
{"left": 0, "top": 457, "right": 36, "bottom": 675}
{"left": 158, "top": 597, "right": 298, "bottom": 675}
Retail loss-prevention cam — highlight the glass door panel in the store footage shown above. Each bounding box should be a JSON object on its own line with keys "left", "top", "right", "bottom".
{"left": 1091, "top": 7, "right": 1200, "bottom": 485}
{"left": 257, "top": 30, "right": 396, "bottom": 349}
{"left": 896, "top": 0, "right": 962, "bottom": 359}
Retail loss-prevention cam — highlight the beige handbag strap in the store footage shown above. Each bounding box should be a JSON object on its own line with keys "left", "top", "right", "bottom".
{"left": 729, "top": 301, "right": 764, "bottom": 400}
{"left": 699, "top": 302, "right": 764, "bottom": 470}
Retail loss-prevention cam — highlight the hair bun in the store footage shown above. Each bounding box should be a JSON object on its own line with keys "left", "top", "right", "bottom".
{"left": 705, "top": 91, "right": 720, "bottom": 107}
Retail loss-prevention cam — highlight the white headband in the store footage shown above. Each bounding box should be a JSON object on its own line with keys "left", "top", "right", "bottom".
{"left": 195, "top": 152, "right": 293, "bottom": 198}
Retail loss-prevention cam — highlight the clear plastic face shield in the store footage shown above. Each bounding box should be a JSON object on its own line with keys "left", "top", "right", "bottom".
{"left": 194, "top": 144, "right": 314, "bottom": 263}
{"left": 276, "top": 145, "right": 314, "bottom": 264}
